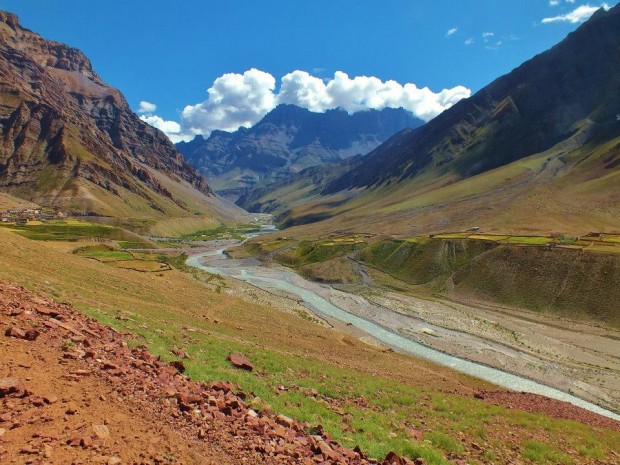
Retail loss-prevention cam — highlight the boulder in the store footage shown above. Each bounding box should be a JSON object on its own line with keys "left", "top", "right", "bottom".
{"left": 228, "top": 353, "right": 254, "bottom": 372}
{"left": 0, "top": 377, "right": 20, "bottom": 396}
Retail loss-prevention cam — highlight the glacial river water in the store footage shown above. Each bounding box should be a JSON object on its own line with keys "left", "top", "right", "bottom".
{"left": 186, "top": 239, "right": 620, "bottom": 422}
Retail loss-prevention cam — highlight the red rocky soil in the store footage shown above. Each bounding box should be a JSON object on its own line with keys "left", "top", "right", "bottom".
{"left": 474, "top": 391, "right": 620, "bottom": 432}
{"left": 0, "top": 280, "right": 430, "bottom": 465}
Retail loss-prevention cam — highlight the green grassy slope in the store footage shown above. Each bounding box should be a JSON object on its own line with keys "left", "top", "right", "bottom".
{"left": 1, "top": 227, "right": 620, "bottom": 464}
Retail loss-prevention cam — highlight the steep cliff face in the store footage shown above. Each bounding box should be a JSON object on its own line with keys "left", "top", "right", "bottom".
{"left": 0, "top": 11, "right": 213, "bottom": 217}
{"left": 176, "top": 104, "right": 422, "bottom": 199}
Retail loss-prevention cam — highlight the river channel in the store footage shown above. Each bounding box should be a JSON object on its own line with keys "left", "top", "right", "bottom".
{"left": 185, "top": 233, "right": 620, "bottom": 422}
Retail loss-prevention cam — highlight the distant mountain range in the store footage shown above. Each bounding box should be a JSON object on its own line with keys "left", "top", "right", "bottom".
{"left": 0, "top": 11, "right": 244, "bottom": 225}
{"left": 240, "top": 5, "right": 620, "bottom": 235}
{"left": 176, "top": 104, "right": 423, "bottom": 199}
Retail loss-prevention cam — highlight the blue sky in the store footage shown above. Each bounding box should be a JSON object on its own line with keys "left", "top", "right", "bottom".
{"left": 1, "top": 0, "right": 616, "bottom": 141}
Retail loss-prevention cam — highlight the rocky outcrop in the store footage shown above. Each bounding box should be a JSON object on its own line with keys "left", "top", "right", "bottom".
{"left": 0, "top": 11, "right": 212, "bottom": 215}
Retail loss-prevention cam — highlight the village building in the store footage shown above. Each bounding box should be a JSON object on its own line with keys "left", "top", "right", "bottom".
{"left": 0, "top": 208, "right": 63, "bottom": 223}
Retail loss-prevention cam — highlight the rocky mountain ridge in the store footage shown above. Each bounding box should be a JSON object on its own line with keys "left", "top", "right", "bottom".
{"left": 0, "top": 11, "right": 219, "bottom": 218}
{"left": 177, "top": 104, "right": 422, "bottom": 200}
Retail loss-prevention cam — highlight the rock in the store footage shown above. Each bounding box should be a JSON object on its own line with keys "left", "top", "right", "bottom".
{"left": 19, "top": 447, "right": 39, "bottom": 454}
{"left": 65, "top": 406, "right": 78, "bottom": 415}
{"left": 92, "top": 424, "right": 111, "bottom": 440}
{"left": 34, "top": 307, "right": 60, "bottom": 318}
{"left": 30, "top": 396, "right": 46, "bottom": 406}
{"left": 68, "top": 369, "right": 91, "bottom": 376}
{"left": 228, "top": 353, "right": 254, "bottom": 372}
{"left": 317, "top": 440, "right": 338, "bottom": 461}
{"left": 275, "top": 414, "right": 295, "bottom": 428}
{"left": 102, "top": 361, "right": 118, "bottom": 370}
{"left": 5, "top": 326, "right": 26, "bottom": 339}
{"left": 0, "top": 377, "right": 20, "bottom": 396}
{"left": 172, "top": 348, "right": 189, "bottom": 359}
{"left": 385, "top": 451, "right": 406, "bottom": 464}
{"left": 4, "top": 326, "right": 39, "bottom": 340}
{"left": 414, "top": 459, "right": 427, "bottom": 465}
{"left": 407, "top": 427, "right": 423, "bottom": 441}
{"left": 43, "top": 395, "right": 58, "bottom": 404}
{"left": 0, "top": 428, "right": 5, "bottom": 437}
{"left": 25, "top": 328, "right": 40, "bottom": 340}
{"left": 169, "top": 360, "right": 185, "bottom": 373}
{"left": 34, "top": 431, "right": 60, "bottom": 441}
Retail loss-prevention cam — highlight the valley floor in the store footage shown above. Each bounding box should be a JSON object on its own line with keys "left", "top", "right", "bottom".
{"left": 2, "top": 224, "right": 620, "bottom": 465}
{"left": 198, "top": 240, "right": 620, "bottom": 415}
{"left": 329, "top": 288, "right": 620, "bottom": 414}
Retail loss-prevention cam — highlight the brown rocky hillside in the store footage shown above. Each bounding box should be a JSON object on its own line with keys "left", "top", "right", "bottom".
{"left": 0, "top": 11, "right": 231, "bottom": 219}
{"left": 0, "top": 280, "right": 439, "bottom": 465}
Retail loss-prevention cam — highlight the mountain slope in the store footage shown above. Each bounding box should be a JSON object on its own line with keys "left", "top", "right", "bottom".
{"left": 176, "top": 104, "right": 422, "bottom": 199}
{"left": 0, "top": 11, "right": 246, "bottom": 225}
{"left": 325, "top": 6, "right": 620, "bottom": 193}
{"left": 254, "top": 5, "right": 620, "bottom": 235}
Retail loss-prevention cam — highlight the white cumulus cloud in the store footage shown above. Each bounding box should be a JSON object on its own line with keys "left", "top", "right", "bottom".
{"left": 137, "top": 101, "right": 157, "bottom": 114}
{"left": 549, "top": 0, "right": 560, "bottom": 6}
{"left": 139, "top": 115, "right": 191, "bottom": 144}
{"left": 140, "top": 69, "right": 472, "bottom": 142}
{"left": 446, "top": 27, "right": 458, "bottom": 37}
{"left": 542, "top": 3, "right": 609, "bottom": 23}
{"left": 181, "top": 68, "right": 276, "bottom": 135}
{"left": 278, "top": 71, "right": 470, "bottom": 121}
{"left": 278, "top": 70, "right": 331, "bottom": 112}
